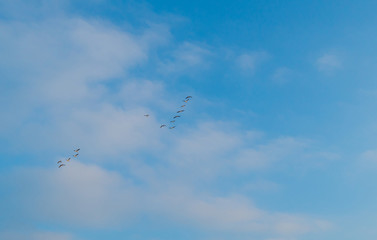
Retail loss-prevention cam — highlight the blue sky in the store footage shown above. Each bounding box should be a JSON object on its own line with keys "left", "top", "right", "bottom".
{"left": 1, "top": 0, "right": 377, "bottom": 239}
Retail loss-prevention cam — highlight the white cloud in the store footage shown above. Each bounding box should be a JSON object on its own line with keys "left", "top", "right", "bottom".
{"left": 236, "top": 52, "right": 269, "bottom": 75}
{"left": 360, "top": 149, "right": 377, "bottom": 162}
{"left": 1, "top": 162, "right": 330, "bottom": 237}
{"left": 358, "top": 150, "right": 377, "bottom": 170}
{"left": 0, "top": 15, "right": 172, "bottom": 155}
{"left": 158, "top": 42, "right": 211, "bottom": 74}
{"left": 272, "top": 67, "right": 294, "bottom": 84}
{"left": 1, "top": 163, "right": 139, "bottom": 228}
{"left": 165, "top": 125, "right": 311, "bottom": 179}
{"left": 155, "top": 191, "right": 330, "bottom": 235}
{"left": 0, "top": 18, "right": 150, "bottom": 103}
{"left": 316, "top": 53, "right": 342, "bottom": 73}
{"left": 0, "top": 4, "right": 335, "bottom": 239}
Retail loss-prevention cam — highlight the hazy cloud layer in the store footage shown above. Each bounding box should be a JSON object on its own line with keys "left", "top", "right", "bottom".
{"left": 0, "top": 3, "right": 335, "bottom": 240}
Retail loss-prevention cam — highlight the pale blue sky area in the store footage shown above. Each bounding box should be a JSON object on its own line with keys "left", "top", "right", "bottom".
{"left": 1, "top": 1, "right": 377, "bottom": 240}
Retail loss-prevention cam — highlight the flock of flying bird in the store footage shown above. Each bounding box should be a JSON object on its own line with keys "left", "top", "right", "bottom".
{"left": 57, "top": 148, "right": 80, "bottom": 168}
{"left": 145, "top": 95, "right": 192, "bottom": 129}
{"left": 58, "top": 96, "right": 192, "bottom": 168}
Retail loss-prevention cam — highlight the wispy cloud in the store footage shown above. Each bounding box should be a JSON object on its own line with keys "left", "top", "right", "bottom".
{"left": 158, "top": 42, "right": 212, "bottom": 75}
{"left": 272, "top": 67, "right": 294, "bottom": 84}
{"left": 236, "top": 52, "right": 269, "bottom": 75}
{"left": 316, "top": 53, "right": 342, "bottom": 73}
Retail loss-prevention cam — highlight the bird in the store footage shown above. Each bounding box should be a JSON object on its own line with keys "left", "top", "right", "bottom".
{"left": 74, "top": 148, "right": 80, "bottom": 152}
{"left": 144, "top": 114, "right": 149, "bottom": 117}
{"left": 186, "top": 96, "right": 192, "bottom": 99}
{"left": 57, "top": 160, "right": 62, "bottom": 164}
{"left": 58, "top": 164, "right": 65, "bottom": 168}
{"left": 173, "top": 115, "right": 181, "bottom": 119}
{"left": 170, "top": 120, "right": 176, "bottom": 123}
{"left": 177, "top": 110, "right": 184, "bottom": 113}
{"left": 169, "top": 126, "right": 176, "bottom": 129}
{"left": 160, "top": 124, "right": 166, "bottom": 128}
{"left": 180, "top": 105, "right": 186, "bottom": 108}
{"left": 183, "top": 100, "right": 189, "bottom": 103}
{"left": 73, "top": 154, "right": 79, "bottom": 157}
{"left": 66, "top": 157, "right": 71, "bottom": 162}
